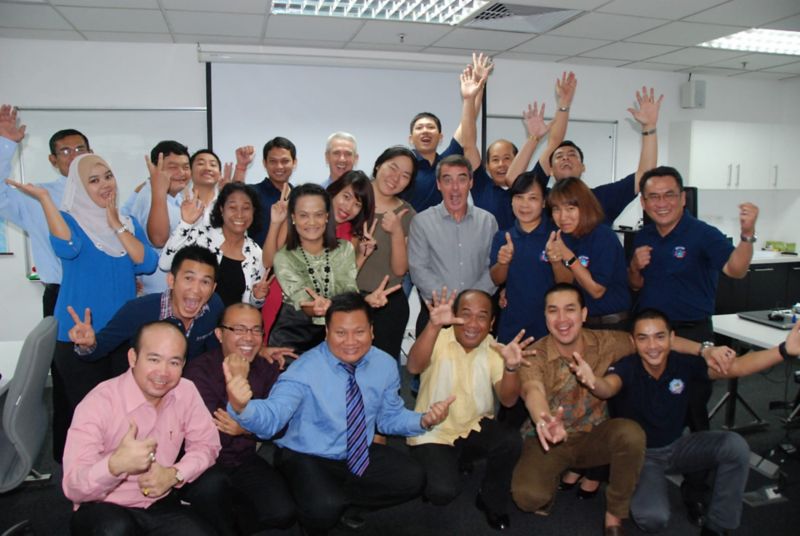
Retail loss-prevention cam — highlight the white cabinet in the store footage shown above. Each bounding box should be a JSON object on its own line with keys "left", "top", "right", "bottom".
{"left": 669, "top": 121, "right": 800, "bottom": 190}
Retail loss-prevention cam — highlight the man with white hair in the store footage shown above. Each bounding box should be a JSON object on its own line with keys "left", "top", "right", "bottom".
{"left": 322, "top": 131, "right": 358, "bottom": 187}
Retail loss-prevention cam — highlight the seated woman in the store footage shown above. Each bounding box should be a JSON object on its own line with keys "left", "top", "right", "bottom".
{"left": 269, "top": 183, "right": 397, "bottom": 353}
{"left": 159, "top": 182, "right": 268, "bottom": 308}
{"left": 7, "top": 154, "right": 157, "bottom": 462}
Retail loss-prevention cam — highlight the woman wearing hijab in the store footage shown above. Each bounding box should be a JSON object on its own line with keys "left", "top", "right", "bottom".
{"left": 7, "top": 153, "right": 157, "bottom": 462}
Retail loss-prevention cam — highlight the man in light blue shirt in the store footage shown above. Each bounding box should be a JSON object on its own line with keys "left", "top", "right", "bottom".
{"left": 225, "top": 292, "right": 454, "bottom": 534}
{"left": 0, "top": 104, "right": 91, "bottom": 316}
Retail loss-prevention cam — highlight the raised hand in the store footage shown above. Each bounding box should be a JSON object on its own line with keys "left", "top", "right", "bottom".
{"left": 497, "top": 232, "right": 515, "bottom": 265}
{"left": 425, "top": 287, "right": 464, "bottom": 329}
{"left": 490, "top": 328, "right": 535, "bottom": 371}
{"left": 213, "top": 408, "right": 246, "bottom": 436}
{"left": 67, "top": 305, "right": 96, "bottom": 347}
{"left": 300, "top": 287, "right": 332, "bottom": 317}
{"left": 4, "top": 178, "right": 50, "bottom": 202}
{"left": 223, "top": 360, "right": 253, "bottom": 414}
{"left": 568, "top": 352, "right": 596, "bottom": 390}
{"left": 271, "top": 183, "right": 290, "bottom": 225}
{"left": 460, "top": 64, "right": 485, "bottom": 101}
{"left": 136, "top": 462, "right": 175, "bottom": 498}
{"left": 627, "top": 86, "right": 663, "bottom": 129}
{"left": 223, "top": 352, "right": 251, "bottom": 380}
{"left": 536, "top": 406, "right": 567, "bottom": 452}
{"left": 630, "top": 245, "right": 652, "bottom": 272}
{"left": 364, "top": 275, "right": 401, "bottom": 308}
{"left": 218, "top": 162, "right": 234, "bottom": 189}
{"left": 358, "top": 219, "right": 378, "bottom": 259}
{"left": 145, "top": 153, "right": 170, "bottom": 197}
{"left": 738, "top": 202, "right": 758, "bottom": 237}
{"left": 420, "top": 395, "right": 456, "bottom": 429}
{"left": 555, "top": 71, "right": 577, "bottom": 108}
{"left": 180, "top": 188, "right": 205, "bottom": 225}
{"left": 105, "top": 188, "right": 122, "bottom": 230}
{"left": 108, "top": 420, "right": 157, "bottom": 477}
{"left": 523, "top": 101, "right": 550, "bottom": 139}
{"left": 380, "top": 207, "right": 409, "bottom": 236}
{"left": 471, "top": 52, "right": 494, "bottom": 82}
{"left": 0, "top": 104, "right": 26, "bottom": 142}
{"left": 235, "top": 145, "right": 255, "bottom": 169}
{"left": 252, "top": 269, "right": 274, "bottom": 300}
{"left": 258, "top": 346, "right": 297, "bottom": 370}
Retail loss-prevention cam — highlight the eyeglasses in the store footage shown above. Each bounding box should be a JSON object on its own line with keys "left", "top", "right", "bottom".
{"left": 643, "top": 191, "right": 680, "bottom": 203}
{"left": 53, "top": 145, "right": 89, "bottom": 157}
{"left": 219, "top": 324, "right": 264, "bottom": 336}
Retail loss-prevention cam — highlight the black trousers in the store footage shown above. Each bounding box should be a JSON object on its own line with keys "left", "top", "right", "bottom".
{"left": 274, "top": 444, "right": 424, "bottom": 534}
{"left": 42, "top": 283, "right": 60, "bottom": 317}
{"left": 410, "top": 417, "right": 522, "bottom": 514}
{"left": 367, "top": 289, "right": 409, "bottom": 360}
{"left": 222, "top": 454, "right": 296, "bottom": 532}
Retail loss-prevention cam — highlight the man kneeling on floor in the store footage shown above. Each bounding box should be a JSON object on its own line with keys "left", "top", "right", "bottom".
{"left": 572, "top": 308, "right": 800, "bottom": 536}
{"left": 62, "top": 321, "right": 221, "bottom": 536}
{"left": 407, "top": 287, "right": 534, "bottom": 531}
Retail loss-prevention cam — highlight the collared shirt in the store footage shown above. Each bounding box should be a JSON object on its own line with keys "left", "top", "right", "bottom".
{"left": 229, "top": 342, "right": 425, "bottom": 460}
{"left": 608, "top": 352, "right": 708, "bottom": 448}
{"left": 405, "top": 138, "right": 464, "bottom": 213}
{"left": 408, "top": 327, "right": 504, "bottom": 447}
{"left": 633, "top": 211, "right": 734, "bottom": 321}
{"left": 62, "top": 369, "right": 221, "bottom": 510}
{"left": 471, "top": 165, "right": 513, "bottom": 231}
{"left": 408, "top": 202, "right": 497, "bottom": 301}
{"left": 126, "top": 181, "right": 184, "bottom": 295}
{"left": 520, "top": 329, "right": 633, "bottom": 436}
{"left": 76, "top": 291, "right": 222, "bottom": 361}
{"left": 250, "top": 177, "right": 287, "bottom": 246}
{"left": 0, "top": 136, "right": 65, "bottom": 284}
{"left": 491, "top": 218, "right": 554, "bottom": 342}
{"left": 184, "top": 347, "right": 281, "bottom": 467}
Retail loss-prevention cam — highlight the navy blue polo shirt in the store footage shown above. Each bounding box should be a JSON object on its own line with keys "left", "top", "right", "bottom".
{"left": 405, "top": 138, "right": 463, "bottom": 213}
{"left": 608, "top": 352, "right": 708, "bottom": 448}
{"left": 532, "top": 162, "right": 637, "bottom": 226}
{"left": 633, "top": 212, "right": 733, "bottom": 322}
{"left": 561, "top": 225, "right": 631, "bottom": 317}
{"left": 490, "top": 218, "right": 554, "bottom": 342}
{"left": 471, "top": 165, "right": 514, "bottom": 231}
{"left": 250, "top": 177, "right": 288, "bottom": 246}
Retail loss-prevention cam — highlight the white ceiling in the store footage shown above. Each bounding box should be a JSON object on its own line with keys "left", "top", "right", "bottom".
{"left": 1, "top": 0, "right": 799, "bottom": 80}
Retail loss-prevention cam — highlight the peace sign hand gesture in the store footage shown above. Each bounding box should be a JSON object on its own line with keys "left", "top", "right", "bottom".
{"left": 145, "top": 153, "right": 171, "bottom": 198}
{"left": 67, "top": 305, "right": 96, "bottom": 348}
{"left": 300, "top": 287, "right": 332, "bottom": 317}
{"left": 358, "top": 219, "right": 378, "bottom": 259}
{"left": 568, "top": 351, "right": 596, "bottom": 390}
{"left": 536, "top": 406, "right": 567, "bottom": 452}
{"left": 364, "top": 275, "right": 401, "bottom": 309}
{"left": 271, "top": 183, "right": 290, "bottom": 225}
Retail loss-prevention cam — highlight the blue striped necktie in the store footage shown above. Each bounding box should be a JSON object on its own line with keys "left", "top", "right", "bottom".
{"left": 341, "top": 362, "right": 369, "bottom": 477}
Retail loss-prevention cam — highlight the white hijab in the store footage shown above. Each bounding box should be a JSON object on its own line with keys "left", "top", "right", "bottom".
{"left": 62, "top": 154, "right": 133, "bottom": 257}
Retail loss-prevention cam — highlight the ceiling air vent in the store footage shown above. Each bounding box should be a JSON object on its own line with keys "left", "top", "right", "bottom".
{"left": 465, "top": 3, "right": 583, "bottom": 33}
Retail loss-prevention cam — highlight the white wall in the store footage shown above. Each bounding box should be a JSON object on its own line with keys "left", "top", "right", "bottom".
{"left": 0, "top": 38, "right": 798, "bottom": 340}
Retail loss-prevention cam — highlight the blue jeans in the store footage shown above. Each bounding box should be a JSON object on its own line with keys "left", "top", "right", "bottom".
{"left": 631, "top": 430, "right": 749, "bottom": 533}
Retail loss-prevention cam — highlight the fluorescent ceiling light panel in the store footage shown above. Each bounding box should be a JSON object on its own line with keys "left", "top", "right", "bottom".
{"left": 271, "top": 0, "right": 491, "bottom": 25}
{"left": 698, "top": 28, "right": 800, "bottom": 56}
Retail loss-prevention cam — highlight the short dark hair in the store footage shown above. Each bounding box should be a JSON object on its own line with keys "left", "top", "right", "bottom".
{"left": 372, "top": 146, "right": 418, "bottom": 195}
{"left": 544, "top": 282, "right": 586, "bottom": 309}
{"left": 327, "top": 170, "right": 375, "bottom": 239}
{"left": 325, "top": 292, "right": 373, "bottom": 326}
{"left": 210, "top": 182, "right": 263, "bottom": 236}
{"left": 220, "top": 303, "right": 262, "bottom": 327}
{"left": 286, "top": 183, "right": 339, "bottom": 251}
{"left": 49, "top": 129, "right": 90, "bottom": 155}
{"left": 453, "top": 289, "right": 496, "bottom": 320}
{"left": 410, "top": 112, "right": 442, "bottom": 134}
{"left": 132, "top": 320, "right": 187, "bottom": 356}
{"left": 436, "top": 154, "right": 473, "bottom": 181}
{"left": 631, "top": 308, "right": 673, "bottom": 334}
{"left": 548, "top": 140, "right": 584, "bottom": 167}
{"left": 509, "top": 170, "right": 546, "bottom": 197}
{"left": 190, "top": 148, "right": 221, "bottom": 169}
{"left": 547, "top": 177, "right": 605, "bottom": 238}
{"left": 263, "top": 137, "right": 297, "bottom": 161}
{"left": 639, "top": 165, "right": 685, "bottom": 194}
{"left": 150, "top": 140, "right": 189, "bottom": 164}
{"left": 170, "top": 244, "right": 219, "bottom": 279}
{"left": 486, "top": 139, "right": 519, "bottom": 161}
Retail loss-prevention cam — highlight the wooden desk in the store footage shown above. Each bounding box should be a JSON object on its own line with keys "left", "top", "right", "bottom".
{"left": 0, "top": 340, "right": 25, "bottom": 397}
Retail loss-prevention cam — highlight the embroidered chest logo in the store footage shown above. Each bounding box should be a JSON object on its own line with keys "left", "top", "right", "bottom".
{"left": 539, "top": 249, "right": 548, "bottom": 262}
{"left": 578, "top": 255, "right": 590, "bottom": 268}
{"left": 668, "top": 378, "right": 685, "bottom": 395}
{"left": 673, "top": 246, "right": 687, "bottom": 259}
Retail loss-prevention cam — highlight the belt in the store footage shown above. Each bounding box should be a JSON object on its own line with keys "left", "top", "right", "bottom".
{"left": 671, "top": 318, "right": 711, "bottom": 329}
{"left": 586, "top": 311, "right": 629, "bottom": 325}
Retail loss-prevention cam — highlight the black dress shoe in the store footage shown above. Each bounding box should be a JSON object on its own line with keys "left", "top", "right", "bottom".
{"left": 684, "top": 500, "right": 707, "bottom": 527}
{"left": 475, "top": 494, "right": 510, "bottom": 531}
{"left": 558, "top": 479, "right": 578, "bottom": 491}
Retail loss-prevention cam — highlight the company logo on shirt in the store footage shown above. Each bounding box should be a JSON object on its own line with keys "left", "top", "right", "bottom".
{"left": 579, "top": 255, "right": 590, "bottom": 268}
{"left": 669, "top": 378, "right": 685, "bottom": 394}
{"left": 540, "top": 250, "right": 548, "bottom": 262}
{"left": 673, "top": 246, "right": 687, "bottom": 259}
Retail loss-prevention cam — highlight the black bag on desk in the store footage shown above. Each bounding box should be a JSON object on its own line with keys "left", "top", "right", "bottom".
{"left": 268, "top": 303, "right": 325, "bottom": 354}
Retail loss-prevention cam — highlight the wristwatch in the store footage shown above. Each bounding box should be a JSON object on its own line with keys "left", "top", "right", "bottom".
{"left": 173, "top": 468, "right": 184, "bottom": 486}
{"left": 699, "top": 341, "right": 714, "bottom": 357}
{"left": 563, "top": 255, "right": 579, "bottom": 268}
{"left": 740, "top": 233, "right": 757, "bottom": 243}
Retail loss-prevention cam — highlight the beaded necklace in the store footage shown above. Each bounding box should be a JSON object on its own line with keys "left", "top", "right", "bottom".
{"left": 300, "top": 247, "right": 331, "bottom": 296}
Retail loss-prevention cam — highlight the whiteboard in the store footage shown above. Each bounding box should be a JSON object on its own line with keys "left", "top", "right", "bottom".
{"left": 485, "top": 114, "right": 617, "bottom": 188}
{"left": 211, "top": 62, "right": 464, "bottom": 184}
{"left": 10, "top": 108, "right": 208, "bottom": 203}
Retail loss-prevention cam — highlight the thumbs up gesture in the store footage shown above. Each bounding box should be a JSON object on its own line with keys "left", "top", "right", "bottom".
{"left": 223, "top": 360, "right": 253, "bottom": 414}
{"left": 497, "top": 232, "right": 515, "bottom": 265}
{"left": 108, "top": 420, "right": 158, "bottom": 476}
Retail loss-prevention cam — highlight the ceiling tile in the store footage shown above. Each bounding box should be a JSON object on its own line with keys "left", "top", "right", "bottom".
{"left": 710, "top": 53, "right": 800, "bottom": 70}
{"left": 345, "top": 42, "right": 425, "bottom": 53}
{"left": 550, "top": 13, "right": 666, "bottom": 41}
{"left": 58, "top": 7, "right": 169, "bottom": 33}
{"left": 265, "top": 14, "right": 362, "bottom": 41}
{"left": 166, "top": 11, "right": 264, "bottom": 37}
{"left": 494, "top": 51, "right": 569, "bottom": 62}
{"left": 677, "top": 65, "right": 744, "bottom": 76}
{"left": 512, "top": 34, "right": 611, "bottom": 56}
{"left": 648, "top": 47, "right": 749, "bottom": 66}
{"left": 431, "top": 28, "right": 534, "bottom": 51}
{"left": 581, "top": 42, "right": 681, "bottom": 61}
{"left": 161, "top": 0, "right": 269, "bottom": 14}
{"left": 730, "top": 70, "right": 798, "bottom": 80}
{"left": 0, "top": 28, "right": 83, "bottom": 40}
{"left": 82, "top": 31, "right": 173, "bottom": 43}
{"left": 507, "top": 0, "right": 608, "bottom": 9}
{"left": 763, "top": 14, "right": 800, "bottom": 31}
{"left": 686, "top": 0, "right": 800, "bottom": 27}
{"left": 764, "top": 61, "right": 800, "bottom": 74}
{"left": 176, "top": 34, "right": 262, "bottom": 45}
{"left": 560, "top": 57, "right": 629, "bottom": 67}
{"left": 52, "top": 0, "right": 158, "bottom": 7}
{"left": 421, "top": 47, "right": 478, "bottom": 57}
{"left": 0, "top": 3, "right": 73, "bottom": 30}
{"left": 630, "top": 21, "right": 744, "bottom": 46}
{"left": 596, "top": 0, "right": 729, "bottom": 20}
{"left": 261, "top": 37, "right": 346, "bottom": 49}
{"left": 351, "top": 20, "right": 452, "bottom": 47}
{"left": 621, "top": 61, "right": 686, "bottom": 72}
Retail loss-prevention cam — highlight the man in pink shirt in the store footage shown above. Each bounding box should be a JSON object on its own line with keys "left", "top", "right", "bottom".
{"left": 63, "top": 321, "right": 222, "bottom": 536}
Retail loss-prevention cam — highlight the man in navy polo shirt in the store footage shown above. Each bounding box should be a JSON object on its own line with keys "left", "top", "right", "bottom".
{"left": 571, "top": 309, "right": 799, "bottom": 536}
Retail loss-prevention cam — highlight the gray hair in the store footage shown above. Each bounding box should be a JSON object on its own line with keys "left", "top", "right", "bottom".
{"left": 325, "top": 131, "right": 358, "bottom": 155}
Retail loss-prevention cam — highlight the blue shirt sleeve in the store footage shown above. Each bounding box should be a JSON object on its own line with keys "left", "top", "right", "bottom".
{"left": 701, "top": 222, "right": 735, "bottom": 272}
{"left": 229, "top": 376, "right": 305, "bottom": 439}
{"left": 592, "top": 173, "right": 636, "bottom": 225}
{"left": 50, "top": 212, "right": 83, "bottom": 260}
{"left": 80, "top": 296, "right": 145, "bottom": 361}
{"left": 375, "top": 366, "right": 426, "bottom": 436}
{"left": 131, "top": 217, "right": 159, "bottom": 275}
